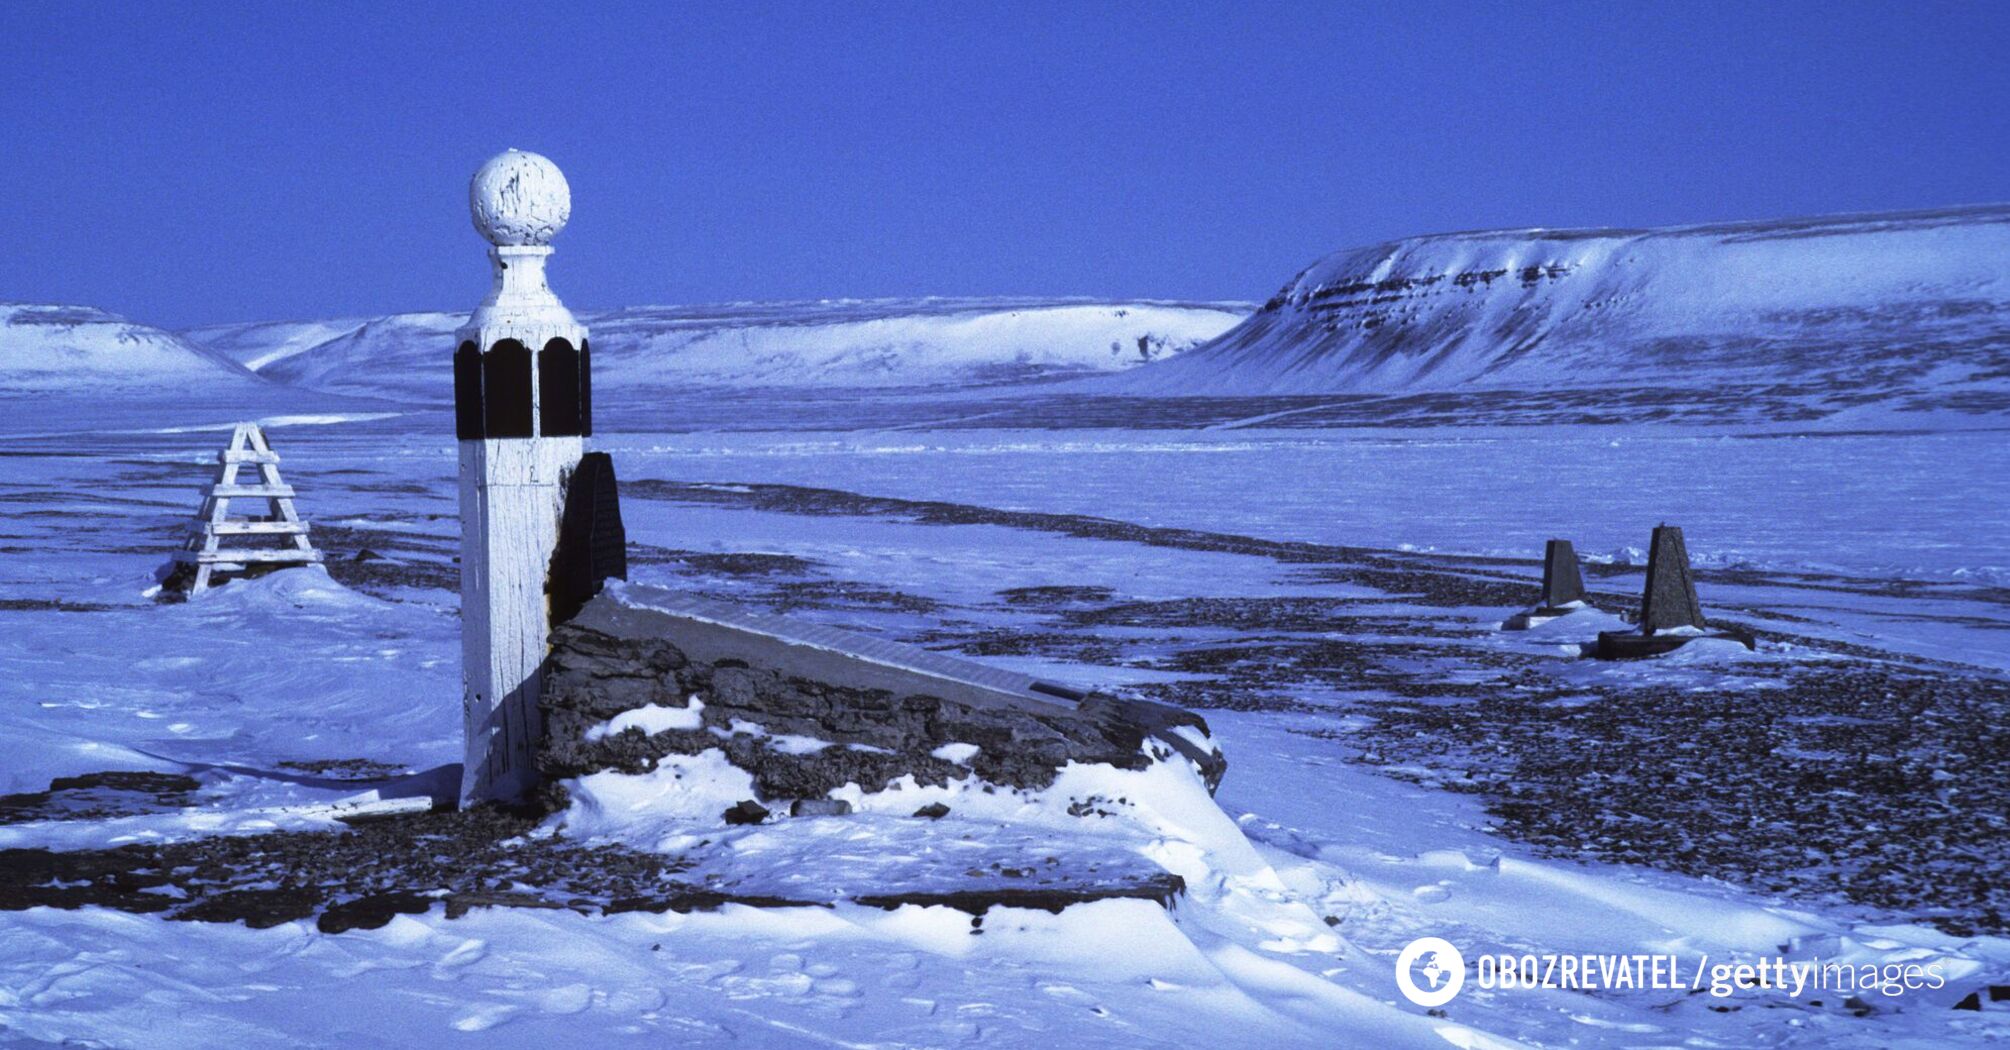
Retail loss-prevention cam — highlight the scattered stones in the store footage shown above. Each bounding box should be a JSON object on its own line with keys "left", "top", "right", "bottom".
{"left": 0, "top": 771, "right": 202, "bottom": 824}
{"left": 0, "top": 806, "right": 680, "bottom": 929}
{"left": 537, "top": 589, "right": 1224, "bottom": 812}
{"left": 275, "top": 758, "right": 407, "bottom": 780}
{"left": 913, "top": 802, "right": 951, "bottom": 820}
{"left": 723, "top": 799, "right": 770, "bottom": 825}
{"left": 0, "top": 796, "right": 1187, "bottom": 930}
{"left": 316, "top": 890, "right": 432, "bottom": 934}
{"left": 1325, "top": 665, "right": 2010, "bottom": 934}
{"left": 789, "top": 798, "right": 852, "bottom": 818}
{"left": 852, "top": 873, "right": 1185, "bottom": 916}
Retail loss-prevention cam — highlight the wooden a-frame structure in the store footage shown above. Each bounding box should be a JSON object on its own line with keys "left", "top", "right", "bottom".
{"left": 174, "top": 423, "right": 321, "bottom": 595}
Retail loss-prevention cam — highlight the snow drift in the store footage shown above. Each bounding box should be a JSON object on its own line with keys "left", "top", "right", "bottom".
{"left": 1109, "top": 205, "right": 2010, "bottom": 404}
{"left": 187, "top": 299, "right": 1248, "bottom": 403}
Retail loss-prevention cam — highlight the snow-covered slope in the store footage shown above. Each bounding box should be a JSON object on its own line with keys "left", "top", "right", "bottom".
{"left": 1111, "top": 205, "right": 2010, "bottom": 407}
{"left": 0, "top": 303, "right": 270, "bottom": 394}
{"left": 187, "top": 299, "right": 1249, "bottom": 403}
{"left": 180, "top": 316, "right": 382, "bottom": 372}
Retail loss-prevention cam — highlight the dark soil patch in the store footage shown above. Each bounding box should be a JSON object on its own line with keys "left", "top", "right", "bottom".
{"left": 0, "top": 802, "right": 1188, "bottom": 932}
{"left": 0, "top": 772, "right": 203, "bottom": 824}
{"left": 277, "top": 758, "right": 410, "bottom": 780}
{"left": 1317, "top": 666, "right": 2010, "bottom": 935}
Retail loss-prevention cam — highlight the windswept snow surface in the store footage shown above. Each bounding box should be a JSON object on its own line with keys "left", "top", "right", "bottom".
{"left": 1108, "top": 205, "right": 2010, "bottom": 409}
{"left": 186, "top": 298, "right": 1249, "bottom": 402}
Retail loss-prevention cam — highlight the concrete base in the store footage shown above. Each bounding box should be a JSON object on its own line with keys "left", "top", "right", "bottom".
{"left": 1592, "top": 628, "right": 1756, "bottom": 660}
{"left": 1502, "top": 602, "right": 1588, "bottom": 631}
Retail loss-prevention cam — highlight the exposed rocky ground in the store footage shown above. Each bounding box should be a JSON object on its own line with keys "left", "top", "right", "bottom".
{"left": 612, "top": 481, "right": 2010, "bottom": 936}
{"left": 0, "top": 804, "right": 1183, "bottom": 933}
{"left": 539, "top": 592, "right": 1223, "bottom": 810}
{"left": 2, "top": 467, "right": 2002, "bottom": 940}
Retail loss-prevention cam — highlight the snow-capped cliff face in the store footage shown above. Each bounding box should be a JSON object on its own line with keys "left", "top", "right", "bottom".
{"left": 187, "top": 299, "right": 1248, "bottom": 403}
{"left": 0, "top": 304, "right": 268, "bottom": 394}
{"left": 1111, "top": 206, "right": 2010, "bottom": 408}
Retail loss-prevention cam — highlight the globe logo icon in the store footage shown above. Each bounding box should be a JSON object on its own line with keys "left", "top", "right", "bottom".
{"left": 1395, "top": 936, "right": 1466, "bottom": 1007}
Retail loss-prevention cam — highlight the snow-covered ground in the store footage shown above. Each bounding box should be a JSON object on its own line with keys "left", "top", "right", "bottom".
{"left": 1, "top": 206, "right": 2004, "bottom": 1045}
{"left": 0, "top": 395, "right": 2002, "bottom": 1047}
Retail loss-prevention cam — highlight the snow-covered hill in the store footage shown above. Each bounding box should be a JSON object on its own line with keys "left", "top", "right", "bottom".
{"left": 0, "top": 303, "right": 269, "bottom": 394}
{"left": 186, "top": 299, "right": 1249, "bottom": 403}
{"left": 1109, "top": 205, "right": 2010, "bottom": 410}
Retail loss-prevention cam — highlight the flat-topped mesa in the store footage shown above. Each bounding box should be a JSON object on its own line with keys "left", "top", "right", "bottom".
{"left": 1594, "top": 524, "right": 1754, "bottom": 658}
{"left": 1502, "top": 538, "right": 1588, "bottom": 630}
{"left": 456, "top": 149, "right": 596, "bottom": 805}
{"left": 535, "top": 584, "right": 1226, "bottom": 815}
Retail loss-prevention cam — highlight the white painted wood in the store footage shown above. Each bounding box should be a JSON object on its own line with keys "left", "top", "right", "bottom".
{"left": 457, "top": 151, "right": 589, "bottom": 806}
{"left": 176, "top": 548, "right": 325, "bottom": 564}
{"left": 209, "top": 520, "right": 309, "bottom": 535}
{"left": 180, "top": 423, "right": 321, "bottom": 595}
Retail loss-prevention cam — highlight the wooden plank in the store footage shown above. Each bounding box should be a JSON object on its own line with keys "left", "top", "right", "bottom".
{"left": 208, "top": 484, "right": 295, "bottom": 498}
{"left": 217, "top": 450, "right": 281, "bottom": 464}
{"left": 174, "top": 548, "right": 324, "bottom": 564}
{"left": 209, "top": 520, "right": 310, "bottom": 535}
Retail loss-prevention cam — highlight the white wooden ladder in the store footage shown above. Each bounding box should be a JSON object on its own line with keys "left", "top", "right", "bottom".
{"left": 174, "top": 423, "right": 322, "bottom": 595}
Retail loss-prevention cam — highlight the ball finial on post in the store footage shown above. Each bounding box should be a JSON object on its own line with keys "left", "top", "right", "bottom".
{"left": 469, "top": 149, "right": 571, "bottom": 248}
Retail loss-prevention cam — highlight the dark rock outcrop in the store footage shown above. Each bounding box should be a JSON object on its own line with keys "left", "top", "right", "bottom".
{"left": 536, "top": 587, "right": 1224, "bottom": 811}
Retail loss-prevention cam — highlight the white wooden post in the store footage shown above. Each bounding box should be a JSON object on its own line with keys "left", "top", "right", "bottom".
{"left": 456, "top": 150, "right": 590, "bottom": 805}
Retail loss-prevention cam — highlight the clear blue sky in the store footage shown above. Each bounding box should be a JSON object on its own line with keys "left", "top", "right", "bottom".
{"left": 2, "top": 1, "right": 2004, "bottom": 328}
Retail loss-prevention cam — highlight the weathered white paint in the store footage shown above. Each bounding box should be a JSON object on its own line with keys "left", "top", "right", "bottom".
{"left": 468, "top": 149, "right": 570, "bottom": 248}
{"left": 180, "top": 423, "right": 319, "bottom": 594}
{"left": 457, "top": 150, "right": 587, "bottom": 805}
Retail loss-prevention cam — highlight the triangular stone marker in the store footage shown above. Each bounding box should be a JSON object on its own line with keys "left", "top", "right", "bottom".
{"left": 169, "top": 423, "right": 322, "bottom": 596}
{"left": 1542, "top": 539, "right": 1586, "bottom": 607}
{"left": 1593, "top": 524, "right": 1752, "bottom": 658}
{"left": 1503, "top": 538, "right": 1589, "bottom": 630}
{"left": 1639, "top": 525, "right": 1705, "bottom": 631}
